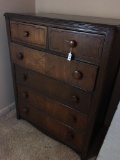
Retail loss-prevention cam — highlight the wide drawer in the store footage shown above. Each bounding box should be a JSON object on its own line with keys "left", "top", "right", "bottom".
{"left": 15, "top": 65, "right": 92, "bottom": 114}
{"left": 11, "top": 43, "right": 98, "bottom": 91}
{"left": 49, "top": 27, "right": 105, "bottom": 61}
{"left": 17, "top": 85, "right": 88, "bottom": 132}
{"left": 10, "top": 21, "right": 47, "bottom": 48}
{"left": 18, "top": 102, "right": 85, "bottom": 150}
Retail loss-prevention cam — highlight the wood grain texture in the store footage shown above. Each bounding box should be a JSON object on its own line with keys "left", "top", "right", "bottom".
{"left": 10, "top": 21, "right": 47, "bottom": 48}
{"left": 4, "top": 13, "right": 118, "bottom": 32}
{"left": 10, "top": 43, "right": 98, "bottom": 92}
{"left": 15, "top": 65, "right": 92, "bottom": 114}
{"left": 17, "top": 85, "right": 88, "bottom": 132}
{"left": 18, "top": 102, "right": 85, "bottom": 150}
{"left": 49, "top": 27, "right": 105, "bottom": 61}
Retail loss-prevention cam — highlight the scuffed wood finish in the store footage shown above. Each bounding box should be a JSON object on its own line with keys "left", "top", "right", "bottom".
{"left": 17, "top": 85, "right": 88, "bottom": 132}
{"left": 18, "top": 102, "right": 85, "bottom": 150}
{"left": 49, "top": 27, "right": 105, "bottom": 61}
{"left": 15, "top": 65, "right": 92, "bottom": 114}
{"left": 10, "top": 43, "right": 98, "bottom": 92}
{"left": 10, "top": 21, "right": 47, "bottom": 48}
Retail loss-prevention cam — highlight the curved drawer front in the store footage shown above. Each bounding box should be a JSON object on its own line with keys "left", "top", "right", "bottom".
{"left": 17, "top": 85, "right": 88, "bottom": 132}
{"left": 49, "top": 27, "right": 105, "bottom": 61}
{"left": 10, "top": 21, "right": 47, "bottom": 48}
{"left": 15, "top": 65, "right": 92, "bottom": 114}
{"left": 18, "top": 102, "right": 85, "bottom": 150}
{"left": 11, "top": 43, "right": 98, "bottom": 91}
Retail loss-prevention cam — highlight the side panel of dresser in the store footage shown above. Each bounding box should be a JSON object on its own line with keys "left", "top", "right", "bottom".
{"left": 82, "top": 28, "right": 120, "bottom": 159}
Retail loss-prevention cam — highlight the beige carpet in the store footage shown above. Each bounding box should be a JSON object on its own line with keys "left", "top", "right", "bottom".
{"left": 0, "top": 109, "right": 82, "bottom": 160}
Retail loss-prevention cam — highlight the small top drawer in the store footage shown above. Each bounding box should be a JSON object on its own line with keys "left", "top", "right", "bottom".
{"left": 49, "top": 27, "right": 105, "bottom": 61}
{"left": 10, "top": 21, "right": 47, "bottom": 48}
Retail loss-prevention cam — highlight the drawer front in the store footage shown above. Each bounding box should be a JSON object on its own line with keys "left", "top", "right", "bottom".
{"left": 15, "top": 65, "right": 92, "bottom": 114}
{"left": 11, "top": 44, "right": 98, "bottom": 91}
{"left": 10, "top": 21, "right": 47, "bottom": 48}
{"left": 17, "top": 85, "right": 88, "bottom": 132}
{"left": 18, "top": 102, "right": 85, "bottom": 149}
{"left": 49, "top": 27, "right": 105, "bottom": 61}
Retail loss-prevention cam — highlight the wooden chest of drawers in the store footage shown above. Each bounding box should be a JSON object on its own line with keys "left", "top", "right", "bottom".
{"left": 4, "top": 13, "right": 120, "bottom": 159}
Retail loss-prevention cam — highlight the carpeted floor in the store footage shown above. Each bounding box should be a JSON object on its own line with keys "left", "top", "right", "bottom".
{"left": 0, "top": 109, "right": 82, "bottom": 160}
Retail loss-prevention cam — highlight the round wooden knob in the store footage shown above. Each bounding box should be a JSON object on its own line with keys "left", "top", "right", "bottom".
{"left": 68, "top": 40, "right": 77, "bottom": 48}
{"left": 21, "top": 74, "right": 27, "bottom": 81}
{"left": 23, "top": 31, "right": 29, "bottom": 37}
{"left": 23, "top": 108, "right": 29, "bottom": 114}
{"left": 22, "top": 92, "right": 28, "bottom": 99}
{"left": 69, "top": 115, "right": 76, "bottom": 123}
{"left": 72, "top": 71, "right": 83, "bottom": 80}
{"left": 71, "top": 95, "right": 79, "bottom": 104}
{"left": 68, "top": 132, "right": 74, "bottom": 140}
{"left": 16, "top": 52, "right": 23, "bottom": 60}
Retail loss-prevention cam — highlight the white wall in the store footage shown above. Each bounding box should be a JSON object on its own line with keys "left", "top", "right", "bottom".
{"left": 0, "top": 0, "right": 35, "bottom": 111}
{"left": 35, "top": 0, "right": 120, "bottom": 19}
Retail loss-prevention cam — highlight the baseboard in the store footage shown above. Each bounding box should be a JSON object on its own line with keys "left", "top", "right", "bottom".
{"left": 0, "top": 102, "right": 15, "bottom": 117}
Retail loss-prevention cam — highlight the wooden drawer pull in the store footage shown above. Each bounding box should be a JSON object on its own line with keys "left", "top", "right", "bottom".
{"left": 23, "top": 31, "right": 29, "bottom": 37}
{"left": 69, "top": 115, "right": 76, "bottom": 123}
{"left": 72, "top": 71, "right": 83, "bottom": 80}
{"left": 71, "top": 95, "right": 79, "bottom": 103}
{"left": 68, "top": 132, "right": 74, "bottom": 140}
{"left": 16, "top": 52, "right": 23, "bottom": 60}
{"left": 67, "top": 40, "right": 77, "bottom": 48}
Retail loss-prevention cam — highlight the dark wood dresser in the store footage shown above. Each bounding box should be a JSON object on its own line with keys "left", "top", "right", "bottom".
{"left": 4, "top": 13, "right": 120, "bottom": 160}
